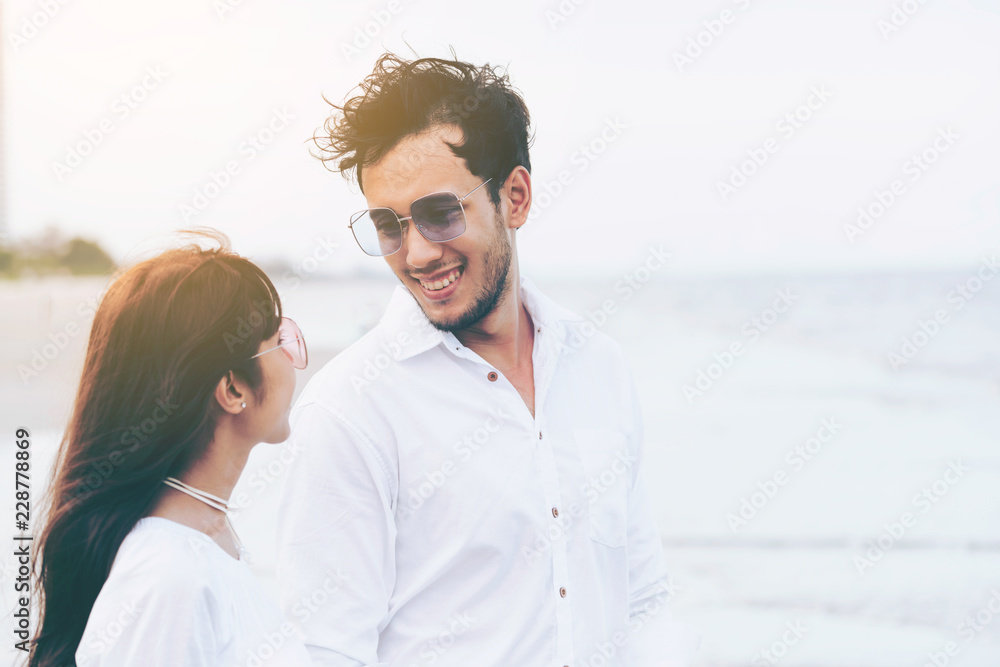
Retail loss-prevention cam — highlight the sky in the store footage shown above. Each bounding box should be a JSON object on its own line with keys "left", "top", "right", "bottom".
{"left": 3, "top": 0, "right": 999, "bottom": 278}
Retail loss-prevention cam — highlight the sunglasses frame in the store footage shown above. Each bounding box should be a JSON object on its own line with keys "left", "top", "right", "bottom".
{"left": 249, "top": 316, "right": 308, "bottom": 369}
{"left": 348, "top": 178, "right": 493, "bottom": 257}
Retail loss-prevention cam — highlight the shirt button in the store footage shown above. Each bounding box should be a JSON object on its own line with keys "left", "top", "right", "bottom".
{"left": 559, "top": 587, "right": 567, "bottom": 598}
{"left": 552, "top": 507, "right": 559, "bottom": 518}
{"left": 487, "top": 371, "right": 498, "bottom": 382}
{"left": 538, "top": 431, "right": 543, "bottom": 440}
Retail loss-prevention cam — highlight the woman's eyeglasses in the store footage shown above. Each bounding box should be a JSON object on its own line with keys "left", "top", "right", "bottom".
{"left": 250, "top": 317, "right": 308, "bottom": 369}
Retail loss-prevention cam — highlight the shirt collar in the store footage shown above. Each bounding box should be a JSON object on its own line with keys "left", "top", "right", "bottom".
{"left": 380, "top": 275, "right": 583, "bottom": 362}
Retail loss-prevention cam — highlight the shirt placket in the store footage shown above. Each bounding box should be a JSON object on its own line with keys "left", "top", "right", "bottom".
{"left": 531, "top": 324, "right": 574, "bottom": 667}
{"left": 442, "top": 325, "right": 574, "bottom": 666}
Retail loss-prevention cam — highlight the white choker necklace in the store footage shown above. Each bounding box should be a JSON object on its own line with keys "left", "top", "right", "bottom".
{"left": 162, "top": 476, "right": 249, "bottom": 561}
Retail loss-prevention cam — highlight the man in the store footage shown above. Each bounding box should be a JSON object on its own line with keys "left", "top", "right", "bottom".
{"left": 276, "top": 53, "right": 695, "bottom": 666}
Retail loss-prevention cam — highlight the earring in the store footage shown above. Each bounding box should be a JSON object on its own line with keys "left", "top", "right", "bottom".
{"left": 241, "top": 402, "right": 246, "bottom": 408}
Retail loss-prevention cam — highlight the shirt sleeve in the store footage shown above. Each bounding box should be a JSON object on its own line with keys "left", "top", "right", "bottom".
{"left": 275, "top": 401, "right": 397, "bottom": 667}
{"left": 75, "top": 564, "right": 221, "bottom": 667}
{"left": 616, "top": 354, "right": 701, "bottom": 666}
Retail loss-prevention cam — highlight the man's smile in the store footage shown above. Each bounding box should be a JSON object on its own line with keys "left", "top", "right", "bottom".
{"left": 412, "top": 266, "right": 465, "bottom": 298}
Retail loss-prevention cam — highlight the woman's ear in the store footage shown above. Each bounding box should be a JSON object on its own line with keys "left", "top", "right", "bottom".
{"left": 214, "top": 370, "right": 246, "bottom": 414}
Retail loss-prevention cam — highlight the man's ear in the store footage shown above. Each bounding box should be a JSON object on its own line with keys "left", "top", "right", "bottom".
{"left": 505, "top": 166, "right": 532, "bottom": 231}
{"left": 214, "top": 370, "right": 246, "bottom": 415}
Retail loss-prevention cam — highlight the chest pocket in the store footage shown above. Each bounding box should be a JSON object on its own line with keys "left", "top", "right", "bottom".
{"left": 573, "top": 428, "right": 630, "bottom": 548}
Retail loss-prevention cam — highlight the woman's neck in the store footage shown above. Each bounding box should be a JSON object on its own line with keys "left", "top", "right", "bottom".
{"left": 147, "top": 434, "right": 252, "bottom": 547}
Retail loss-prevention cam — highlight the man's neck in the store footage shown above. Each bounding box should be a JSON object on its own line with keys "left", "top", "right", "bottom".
{"left": 453, "top": 292, "right": 534, "bottom": 373}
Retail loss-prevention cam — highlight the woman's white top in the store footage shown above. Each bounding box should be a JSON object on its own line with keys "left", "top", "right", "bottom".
{"left": 75, "top": 516, "right": 312, "bottom": 667}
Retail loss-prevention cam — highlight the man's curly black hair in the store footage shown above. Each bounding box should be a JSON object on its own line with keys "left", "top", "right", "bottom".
{"left": 313, "top": 50, "right": 533, "bottom": 210}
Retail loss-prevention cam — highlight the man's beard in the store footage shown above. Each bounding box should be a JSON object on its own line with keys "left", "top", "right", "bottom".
{"left": 420, "top": 207, "right": 512, "bottom": 333}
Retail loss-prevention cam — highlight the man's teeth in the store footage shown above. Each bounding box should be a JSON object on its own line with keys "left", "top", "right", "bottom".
{"left": 420, "top": 268, "right": 462, "bottom": 291}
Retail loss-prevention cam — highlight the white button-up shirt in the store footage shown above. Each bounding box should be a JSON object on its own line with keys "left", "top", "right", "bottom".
{"left": 276, "top": 276, "right": 694, "bottom": 666}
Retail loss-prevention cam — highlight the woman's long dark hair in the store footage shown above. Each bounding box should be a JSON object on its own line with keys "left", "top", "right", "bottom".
{"left": 27, "top": 229, "right": 283, "bottom": 667}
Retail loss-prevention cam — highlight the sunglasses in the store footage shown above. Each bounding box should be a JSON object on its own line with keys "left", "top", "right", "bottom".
{"left": 348, "top": 178, "right": 492, "bottom": 257}
{"left": 249, "top": 317, "right": 308, "bottom": 369}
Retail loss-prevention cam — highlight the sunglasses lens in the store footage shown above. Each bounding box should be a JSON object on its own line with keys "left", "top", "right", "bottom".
{"left": 279, "top": 318, "right": 308, "bottom": 369}
{"left": 351, "top": 209, "right": 401, "bottom": 257}
{"left": 410, "top": 193, "right": 466, "bottom": 242}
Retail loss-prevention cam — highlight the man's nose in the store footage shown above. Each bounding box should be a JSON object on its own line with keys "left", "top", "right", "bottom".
{"left": 402, "top": 222, "right": 443, "bottom": 267}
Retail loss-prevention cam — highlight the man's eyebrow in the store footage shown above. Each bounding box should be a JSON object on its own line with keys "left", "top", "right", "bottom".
{"left": 365, "top": 183, "right": 467, "bottom": 212}
{"left": 380, "top": 188, "right": 463, "bottom": 210}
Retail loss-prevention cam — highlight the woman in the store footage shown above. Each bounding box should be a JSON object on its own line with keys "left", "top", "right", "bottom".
{"left": 28, "top": 230, "right": 313, "bottom": 666}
